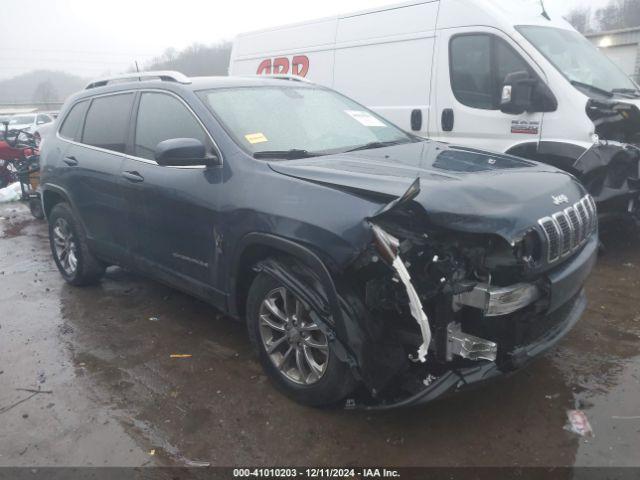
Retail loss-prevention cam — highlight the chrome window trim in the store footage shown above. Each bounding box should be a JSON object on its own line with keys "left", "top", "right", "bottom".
{"left": 55, "top": 88, "right": 224, "bottom": 170}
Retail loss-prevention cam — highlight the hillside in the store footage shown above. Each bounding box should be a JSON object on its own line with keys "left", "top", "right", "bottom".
{"left": 0, "top": 70, "right": 86, "bottom": 104}
{"left": 0, "top": 42, "right": 232, "bottom": 106}
{"left": 143, "top": 42, "right": 232, "bottom": 76}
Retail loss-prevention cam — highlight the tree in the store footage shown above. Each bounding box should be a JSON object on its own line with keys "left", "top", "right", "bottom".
{"left": 567, "top": 0, "right": 640, "bottom": 33}
{"left": 32, "top": 79, "right": 59, "bottom": 107}
{"left": 593, "top": 0, "right": 640, "bottom": 31}
{"left": 143, "top": 42, "right": 232, "bottom": 76}
{"left": 565, "top": 7, "right": 592, "bottom": 33}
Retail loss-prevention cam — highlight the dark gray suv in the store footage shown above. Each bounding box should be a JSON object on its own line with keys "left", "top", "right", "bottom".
{"left": 40, "top": 72, "right": 598, "bottom": 408}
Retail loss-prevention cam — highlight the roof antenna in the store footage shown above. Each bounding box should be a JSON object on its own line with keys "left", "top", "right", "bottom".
{"left": 540, "top": 0, "right": 551, "bottom": 20}
{"left": 135, "top": 61, "right": 141, "bottom": 81}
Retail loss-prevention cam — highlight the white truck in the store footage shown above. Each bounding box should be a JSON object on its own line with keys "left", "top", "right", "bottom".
{"left": 230, "top": 0, "right": 640, "bottom": 218}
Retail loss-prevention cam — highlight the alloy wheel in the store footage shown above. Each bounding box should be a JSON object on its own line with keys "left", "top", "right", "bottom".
{"left": 52, "top": 218, "right": 78, "bottom": 276}
{"left": 258, "top": 287, "right": 329, "bottom": 385}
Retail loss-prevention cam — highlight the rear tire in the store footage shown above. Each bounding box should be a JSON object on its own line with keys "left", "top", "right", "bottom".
{"left": 246, "top": 271, "right": 357, "bottom": 407}
{"left": 29, "top": 197, "right": 44, "bottom": 219}
{"left": 49, "top": 203, "right": 105, "bottom": 286}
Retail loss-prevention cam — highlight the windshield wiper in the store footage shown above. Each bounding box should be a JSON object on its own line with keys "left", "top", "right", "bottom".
{"left": 611, "top": 88, "right": 640, "bottom": 98}
{"left": 253, "top": 149, "right": 319, "bottom": 160}
{"left": 344, "top": 140, "right": 410, "bottom": 153}
{"left": 570, "top": 80, "right": 613, "bottom": 98}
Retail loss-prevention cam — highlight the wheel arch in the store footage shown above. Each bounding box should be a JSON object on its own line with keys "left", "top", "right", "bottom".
{"left": 42, "top": 184, "right": 72, "bottom": 220}
{"left": 229, "top": 233, "right": 343, "bottom": 325}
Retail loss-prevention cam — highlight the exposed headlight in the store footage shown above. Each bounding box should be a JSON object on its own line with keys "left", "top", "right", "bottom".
{"left": 455, "top": 282, "right": 541, "bottom": 317}
{"left": 518, "top": 230, "right": 543, "bottom": 264}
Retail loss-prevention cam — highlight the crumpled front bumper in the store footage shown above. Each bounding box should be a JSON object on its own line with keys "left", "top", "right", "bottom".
{"left": 364, "top": 289, "right": 587, "bottom": 410}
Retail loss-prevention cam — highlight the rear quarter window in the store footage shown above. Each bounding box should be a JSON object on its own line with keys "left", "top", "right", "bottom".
{"left": 59, "top": 101, "right": 89, "bottom": 141}
{"left": 82, "top": 93, "right": 135, "bottom": 153}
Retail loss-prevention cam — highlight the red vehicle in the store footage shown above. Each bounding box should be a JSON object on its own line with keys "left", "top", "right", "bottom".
{"left": 0, "top": 123, "right": 43, "bottom": 218}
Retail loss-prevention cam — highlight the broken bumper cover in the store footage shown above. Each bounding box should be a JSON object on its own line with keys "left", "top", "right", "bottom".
{"left": 365, "top": 289, "right": 587, "bottom": 410}
{"left": 573, "top": 142, "right": 640, "bottom": 208}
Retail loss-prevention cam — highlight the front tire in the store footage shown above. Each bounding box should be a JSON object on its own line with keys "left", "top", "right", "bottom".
{"left": 246, "top": 272, "right": 356, "bottom": 407}
{"left": 48, "top": 203, "right": 105, "bottom": 286}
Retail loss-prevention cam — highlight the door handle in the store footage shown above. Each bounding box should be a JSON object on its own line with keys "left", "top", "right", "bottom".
{"left": 411, "top": 109, "right": 423, "bottom": 132}
{"left": 63, "top": 155, "right": 78, "bottom": 166}
{"left": 122, "top": 171, "right": 144, "bottom": 183}
{"left": 441, "top": 109, "right": 454, "bottom": 132}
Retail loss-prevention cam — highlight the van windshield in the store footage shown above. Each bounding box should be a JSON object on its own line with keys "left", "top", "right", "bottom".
{"left": 199, "top": 86, "right": 414, "bottom": 158}
{"left": 518, "top": 26, "right": 639, "bottom": 96}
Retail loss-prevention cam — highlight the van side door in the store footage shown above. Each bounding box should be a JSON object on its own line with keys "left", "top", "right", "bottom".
{"left": 120, "top": 91, "right": 224, "bottom": 303}
{"left": 432, "top": 28, "right": 546, "bottom": 153}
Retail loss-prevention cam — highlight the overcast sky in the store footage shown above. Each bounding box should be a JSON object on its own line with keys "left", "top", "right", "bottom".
{"left": 0, "top": 0, "right": 611, "bottom": 80}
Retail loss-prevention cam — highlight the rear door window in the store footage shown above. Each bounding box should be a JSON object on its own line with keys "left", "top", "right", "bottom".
{"left": 82, "top": 93, "right": 135, "bottom": 153}
{"left": 59, "top": 101, "right": 89, "bottom": 141}
{"left": 134, "top": 92, "right": 208, "bottom": 160}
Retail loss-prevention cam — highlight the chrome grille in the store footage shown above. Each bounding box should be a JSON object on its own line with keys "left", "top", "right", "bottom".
{"left": 566, "top": 207, "right": 581, "bottom": 243}
{"left": 582, "top": 195, "right": 598, "bottom": 231}
{"left": 538, "top": 195, "right": 597, "bottom": 263}
{"left": 540, "top": 220, "right": 561, "bottom": 261}
{"left": 552, "top": 212, "right": 572, "bottom": 255}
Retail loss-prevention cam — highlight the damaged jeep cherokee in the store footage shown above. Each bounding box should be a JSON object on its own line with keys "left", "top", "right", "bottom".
{"left": 40, "top": 73, "right": 599, "bottom": 408}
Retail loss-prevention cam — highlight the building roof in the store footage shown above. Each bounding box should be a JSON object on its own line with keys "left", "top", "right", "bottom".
{"left": 586, "top": 26, "right": 640, "bottom": 39}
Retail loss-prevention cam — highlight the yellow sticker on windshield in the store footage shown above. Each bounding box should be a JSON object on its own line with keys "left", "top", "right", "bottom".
{"left": 245, "top": 133, "right": 268, "bottom": 144}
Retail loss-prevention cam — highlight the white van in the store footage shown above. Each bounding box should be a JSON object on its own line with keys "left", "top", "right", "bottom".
{"left": 230, "top": 0, "right": 640, "bottom": 217}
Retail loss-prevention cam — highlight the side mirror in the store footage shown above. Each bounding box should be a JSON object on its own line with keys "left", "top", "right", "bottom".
{"left": 500, "top": 71, "right": 538, "bottom": 115}
{"left": 154, "top": 138, "right": 219, "bottom": 167}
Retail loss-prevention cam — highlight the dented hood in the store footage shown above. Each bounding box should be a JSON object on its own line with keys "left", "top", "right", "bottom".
{"left": 269, "top": 141, "right": 586, "bottom": 243}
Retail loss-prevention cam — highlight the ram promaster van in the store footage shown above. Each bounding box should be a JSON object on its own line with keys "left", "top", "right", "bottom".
{"left": 230, "top": 0, "right": 640, "bottom": 218}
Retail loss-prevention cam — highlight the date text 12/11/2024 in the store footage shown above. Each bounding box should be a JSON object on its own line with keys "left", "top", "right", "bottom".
{"left": 233, "top": 468, "right": 401, "bottom": 478}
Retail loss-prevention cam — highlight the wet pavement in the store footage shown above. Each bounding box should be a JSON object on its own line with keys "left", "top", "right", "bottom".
{"left": 0, "top": 202, "right": 639, "bottom": 467}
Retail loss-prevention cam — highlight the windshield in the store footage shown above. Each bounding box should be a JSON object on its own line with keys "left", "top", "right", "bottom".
{"left": 518, "top": 26, "right": 638, "bottom": 95}
{"left": 199, "top": 86, "right": 413, "bottom": 157}
{"left": 9, "top": 115, "right": 35, "bottom": 125}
